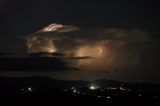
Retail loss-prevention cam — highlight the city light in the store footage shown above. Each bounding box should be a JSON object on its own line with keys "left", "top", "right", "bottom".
{"left": 64, "top": 89, "right": 68, "bottom": 92}
{"left": 120, "top": 87, "right": 126, "bottom": 91}
{"left": 138, "top": 94, "right": 142, "bottom": 97}
{"left": 90, "top": 86, "right": 96, "bottom": 90}
{"left": 73, "top": 90, "right": 77, "bottom": 93}
{"left": 107, "top": 96, "right": 111, "bottom": 99}
{"left": 28, "top": 87, "right": 33, "bottom": 92}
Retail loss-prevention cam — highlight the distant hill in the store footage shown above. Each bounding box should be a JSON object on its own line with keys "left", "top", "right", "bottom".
{"left": 0, "top": 76, "right": 90, "bottom": 90}
{"left": 0, "top": 76, "right": 159, "bottom": 89}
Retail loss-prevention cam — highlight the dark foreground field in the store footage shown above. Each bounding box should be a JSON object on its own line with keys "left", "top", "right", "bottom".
{"left": 0, "top": 76, "right": 159, "bottom": 105}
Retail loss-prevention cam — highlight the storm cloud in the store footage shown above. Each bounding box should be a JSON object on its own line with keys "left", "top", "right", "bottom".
{"left": 0, "top": 23, "right": 159, "bottom": 82}
{"left": 26, "top": 23, "right": 160, "bottom": 75}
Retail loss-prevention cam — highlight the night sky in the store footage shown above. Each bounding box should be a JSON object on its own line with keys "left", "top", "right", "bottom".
{"left": 0, "top": 0, "right": 160, "bottom": 82}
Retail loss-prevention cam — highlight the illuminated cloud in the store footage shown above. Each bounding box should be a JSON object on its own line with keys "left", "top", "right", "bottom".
{"left": 26, "top": 36, "right": 57, "bottom": 53}
{"left": 26, "top": 23, "right": 79, "bottom": 53}
{"left": 26, "top": 23, "right": 159, "bottom": 75}
{"left": 38, "top": 23, "right": 80, "bottom": 33}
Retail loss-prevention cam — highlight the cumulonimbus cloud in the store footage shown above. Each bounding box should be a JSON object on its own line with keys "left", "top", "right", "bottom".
{"left": 26, "top": 23, "right": 160, "bottom": 74}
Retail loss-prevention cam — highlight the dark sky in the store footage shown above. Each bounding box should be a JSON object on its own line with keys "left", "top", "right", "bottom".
{"left": 0, "top": 0, "right": 160, "bottom": 33}
{"left": 0, "top": 0, "right": 160, "bottom": 82}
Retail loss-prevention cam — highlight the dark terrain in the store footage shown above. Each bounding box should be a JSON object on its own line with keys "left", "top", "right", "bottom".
{"left": 0, "top": 57, "right": 159, "bottom": 105}
{"left": 0, "top": 76, "right": 159, "bottom": 105}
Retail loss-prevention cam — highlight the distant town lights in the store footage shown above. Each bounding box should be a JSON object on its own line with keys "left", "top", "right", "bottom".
{"left": 73, "top": 90, "right": 77, "bottom": 93}
{"left": 28, "top": 87, "right": 33, "bottom": 92}
{"left": 107, "top": 96, "right": 111, "bottom": 99}
{"left": 90, "top": 86, "right": 96, "bottom": 90}
{"left": 119, "top": 87, "right": 126, "bottom": 91}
